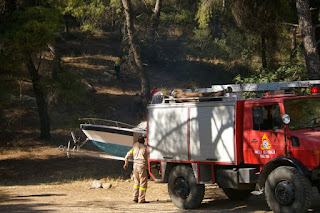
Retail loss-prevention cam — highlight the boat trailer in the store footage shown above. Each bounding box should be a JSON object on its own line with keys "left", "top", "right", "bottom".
{"left": 58, "top": 132, "right": 133, "bottom": 162}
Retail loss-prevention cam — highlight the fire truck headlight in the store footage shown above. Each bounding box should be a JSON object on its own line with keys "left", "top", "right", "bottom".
{"left": 282, "top": 114, "right": 291, "bottom": 125}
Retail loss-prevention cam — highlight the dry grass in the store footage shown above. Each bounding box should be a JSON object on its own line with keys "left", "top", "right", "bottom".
{"left": 62, "top": 54, "right": 116, "bottom": 72}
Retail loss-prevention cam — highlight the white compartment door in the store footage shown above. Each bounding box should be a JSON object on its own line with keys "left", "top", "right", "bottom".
{"left": 148, "top": 107, "right": 189, "bottom": 160}
{"left": 189, "top": 105, "right": 235, "bottom": 163}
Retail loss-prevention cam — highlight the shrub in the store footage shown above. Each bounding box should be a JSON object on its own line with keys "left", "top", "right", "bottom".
{"left": 53, "top": 71, "right": 86, "bottom": 105}
{"left": 234, "top": 62, "right": 308, "bottom": 84}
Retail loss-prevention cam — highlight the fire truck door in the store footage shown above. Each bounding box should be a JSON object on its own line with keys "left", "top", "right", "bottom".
{"left": 244, "top": 103, "right": 284, "bottom": 164}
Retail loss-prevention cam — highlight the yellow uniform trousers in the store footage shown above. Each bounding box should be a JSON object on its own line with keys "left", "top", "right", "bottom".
{"left": 133, "top": 163, "right": 148, "bottom": 203}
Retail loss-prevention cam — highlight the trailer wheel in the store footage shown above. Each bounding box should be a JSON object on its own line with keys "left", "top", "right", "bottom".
{"left": 222, "top": 188, "right": 252, "bottom": 200}
{"left": 265, "top": 166, "right": 312, "bottom": 213}
{"left": 168, "top": 165, "right": 205, "bottom": 209}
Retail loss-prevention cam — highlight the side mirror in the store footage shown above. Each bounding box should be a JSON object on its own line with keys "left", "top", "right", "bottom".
{"left": 282, "top": 114, "right": 291, "bottom": 125}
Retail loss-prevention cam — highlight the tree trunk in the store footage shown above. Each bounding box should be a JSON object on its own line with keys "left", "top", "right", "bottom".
{"left": 212, "top": 15, "right": 220, "bottom": 39}
{"left": 261, "top": 34, "right": 267, "bottom": 69}
{"left": 151, "top": 0, "right": 162, "bottom": 61}
{"left": 48, "top": 44, "right": 62, "bottom": 81}
{"left": 111, "top": 7, "right": 115, "bottom": 31}
{"left": 222, "top": 0, "right": 226, "bottom": 12}
{"left": 310, "top": 0, "right": 320, "bottom": 56}
{"left": 64, "top": 15, "right": 69, "bottom": 33}
{"left": 121, "top": 0, "right": 150, "bottom": 99}
{"left": 296, "top": 0, "right": 320, "bottom": 79}
{"left": 290, "top": 26, "right": 297, "bottom": 60}
{"left": 25, "top": 52, "right": 51, "bottom": 139}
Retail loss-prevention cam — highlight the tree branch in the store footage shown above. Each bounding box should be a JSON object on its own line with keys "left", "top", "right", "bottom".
{"left": 276, "top": 22, "right": 298, "bottom": 27}
{"left": 36, "top": 51, "right": 42, "bottom": 72}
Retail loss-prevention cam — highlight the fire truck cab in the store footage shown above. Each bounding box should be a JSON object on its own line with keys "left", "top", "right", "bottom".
{"left": 147, "top": 80, "right": 320, "bottom": 212}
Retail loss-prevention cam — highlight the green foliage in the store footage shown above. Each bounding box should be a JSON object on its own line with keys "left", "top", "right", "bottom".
{"left": 110, "top": 0, "right": 122, "bottom": 14}
{"left": 0, "top": 45, "right": 24, "bottom": 76}
{"left": 61, "top": 0, "right": 116, "bottom": 31}
{"left": 53, "top": 71, "right": 86, "bottom": 105}
{"left": 189, "top": 26, "right": 254, "bottom": 63}
{"left": 234, "top": 62, "right": 308, "bottom": 84}
{"left": 195, "top": 0, "right": 224, "bottom": 29}
{"left": 0, "top": 5, "right": 61, "bottom": 78}
{"left": 191, "top": 28, "right": 212, "bottom": 57}
{"left": 0, "top": 4, "right": 62, "bottom": 107}
{"left": 232, "top": 0, "right": 281, "bottom": 36}
{"left": 49, "top": 0, "right": 123, "bottom": 31}
{"left": 195, "top": 4, "right": 210, "bottom": 29}
{"left": 278, "top": 0, "right": 297, "bottom": 23}
{"left": 50, "top": 0, "right": 84, "bottom": 14}
{"left": 9, "top": 6, "right": 61, "bottom": 53}
{"left": 161, "top": 9, "right": 195, "bottom": 26}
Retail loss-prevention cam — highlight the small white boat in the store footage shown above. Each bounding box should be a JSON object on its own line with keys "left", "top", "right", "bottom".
{"left": 79, "top": 119, "right": 146, "bottom": 157}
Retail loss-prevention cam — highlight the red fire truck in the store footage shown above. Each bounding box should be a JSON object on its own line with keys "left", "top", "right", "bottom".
{"left": 147, "top": 80, "right": 320, "bottom": 212}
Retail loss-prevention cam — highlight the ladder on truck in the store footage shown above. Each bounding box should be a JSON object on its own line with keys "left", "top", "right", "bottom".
{"left": 162, "top": 80, "right": 320, "bottom": 102}
{"left": 183, "top": 80, "right": 320, "bottom": 93}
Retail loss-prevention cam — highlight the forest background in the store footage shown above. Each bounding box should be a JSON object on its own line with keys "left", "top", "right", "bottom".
{"left": 1, "top": 0, "right": 320, "bottom": 142}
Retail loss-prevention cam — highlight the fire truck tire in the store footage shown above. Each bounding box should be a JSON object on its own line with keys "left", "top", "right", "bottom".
{"left": 168, "top": 165, "right": 205, "bottom": 209}
{"left": 222, "top": 188, "right": 252, "bottom": 200}
{"left": 265, "top": 166, "right": 312, "bottom": 213}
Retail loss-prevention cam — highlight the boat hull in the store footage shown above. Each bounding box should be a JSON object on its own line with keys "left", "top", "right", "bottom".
{"left": 80, "top": 124, "right": 145, "bottom": 157}
{"left": 90, "top": 140, "right": 131, "bottom": 157}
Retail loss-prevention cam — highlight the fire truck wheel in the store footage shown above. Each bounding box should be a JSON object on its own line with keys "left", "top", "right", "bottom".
{"left": 265, "top": 166, "right": 312, "bottom": 213}
{"left": 168, "top": 165, "right": 205, "bottom": 209}
{"left": 222, "top": 188, "right": 252, "bottom": 200}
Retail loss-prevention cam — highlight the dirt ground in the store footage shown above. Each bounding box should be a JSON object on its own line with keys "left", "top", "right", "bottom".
{"left": 1, "top": 137, "right": 320, "bottom": 213}
{"left": 0, "top": 144, "right": 262, "bottom": 213}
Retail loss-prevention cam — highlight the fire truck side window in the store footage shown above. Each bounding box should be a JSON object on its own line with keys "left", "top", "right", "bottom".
{"left": 253, "top": 104, "right": 281, "bottom": 130}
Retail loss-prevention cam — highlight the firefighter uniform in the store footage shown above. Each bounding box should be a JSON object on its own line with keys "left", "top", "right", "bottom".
{"left": 124, "top": 140, "right": 148, "bottom": 203}
{"left": 114, "top": 57, "right": 123, "bottom": 80}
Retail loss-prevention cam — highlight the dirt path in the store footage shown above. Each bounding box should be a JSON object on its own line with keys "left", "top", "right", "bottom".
{"left": 2, "top": 182, "right": 320, "bottom": 212}
{"left": 1, "top": 144, "right": 320, "bottom": 212}
{"left": 0, "top": 183, "right": 269, "bottom": 213}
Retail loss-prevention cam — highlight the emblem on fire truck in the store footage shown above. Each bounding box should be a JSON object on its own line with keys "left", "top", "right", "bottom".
{"left": 260, "top": 134, "right": 271, "bottom": 150}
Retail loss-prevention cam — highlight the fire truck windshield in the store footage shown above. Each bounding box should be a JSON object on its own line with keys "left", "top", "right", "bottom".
{"left": 284, "top": 97, "right": 320, "bottom": 130}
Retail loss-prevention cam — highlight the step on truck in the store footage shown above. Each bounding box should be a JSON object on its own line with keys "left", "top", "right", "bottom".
{"left": 147, "top": 80, "right": 320, "bottom": 212}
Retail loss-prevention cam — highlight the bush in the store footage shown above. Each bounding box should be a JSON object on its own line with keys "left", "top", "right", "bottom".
{"left": 234, "top": 62, "right": 308, "bottom": 84}
{"left": 52, "top": 71, "right": 86, "bottom": 105}
{"left": 160, "top": 9, "right": 195, "bottom": 26}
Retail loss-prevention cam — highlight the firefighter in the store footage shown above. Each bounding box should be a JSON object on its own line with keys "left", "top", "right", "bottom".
{"left": 114, "top": 56, "right": 123, "bottom": 80}
{"left": 123, "top": 135, "right": 149, "bottom": 203}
